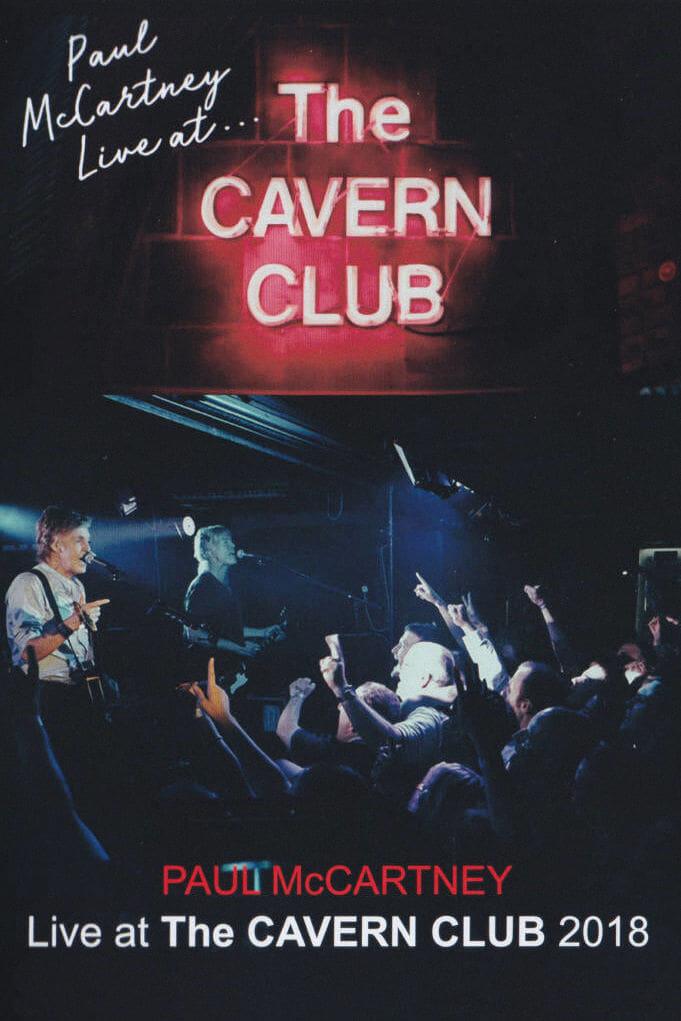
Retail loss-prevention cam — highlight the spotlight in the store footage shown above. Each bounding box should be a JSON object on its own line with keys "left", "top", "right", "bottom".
{"left": 181, "top": 515, "right": 196, "bottom": 537}
{"left": 392, "top": 443, "right": 522, "bottom": 533}
{"left": 393, "top": 442, "right": 471, "bottom": 500}
{"left": 173, "top": 515, "right": 196, "bottom": 538}
{"left": 393, "top": 442, "right": 418, "bottom": 486}
{"left": 0, "top": 505, "right": 40, "bottom": 541}
{"left": 658, "top": 260, "right": 677, "bottom": 283}
{"left": 116, "top": 490, "right": 138, "bottom": 517}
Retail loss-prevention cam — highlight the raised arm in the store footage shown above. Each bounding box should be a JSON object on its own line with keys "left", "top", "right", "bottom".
{"left": 191, "top": 658, "right": 289, "bottom": 797}
{"left": 524, "top": 584, "right": 578, "bottom": 678}
{"left": 454, "top": 664, "right": 516, "bottom": 845}
{"left": 414, "top": 572, "right": 461, "bottom": 640}
{"left": 461, "top": 591, "right": 490, "bottom": 638}
{"left": 319, "top": 635, "right": 401, "bottom": 750}
{"left": 276, "top": 677, "right": 316, "bottom": 749}
{"left": 447, "top": 602, "right": 508, "bottom": 692}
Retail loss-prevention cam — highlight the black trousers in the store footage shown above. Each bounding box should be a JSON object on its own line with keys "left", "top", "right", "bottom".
{"left": 39, "top": 681, "right": 113, "bottom": 823}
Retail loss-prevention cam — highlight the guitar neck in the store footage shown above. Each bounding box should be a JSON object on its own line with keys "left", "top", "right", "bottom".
{"left": 150, "top": 600, "right": 287, "bottom": 647}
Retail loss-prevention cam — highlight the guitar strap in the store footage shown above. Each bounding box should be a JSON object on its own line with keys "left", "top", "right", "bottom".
{"left": 29, "top": 569, "right": 99, "bottom": 697}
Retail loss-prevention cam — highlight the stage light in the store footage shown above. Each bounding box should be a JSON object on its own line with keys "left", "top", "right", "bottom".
{"left": 0, "top": 505, "right": 40, "bottom": 542}
{"left": 392, "top": 444, "right": 522, "bottom": 536}
{"left": 393, "top": 442, "right": 417, "bottom": 486}
{"left": 393, "top": 442, "right": 471, "bottom": 499}
{"left": 658, "top": 260, "right": 677, "bottom": 283}
{"left": 182, "top": 515, "right": 196, "bottom": 537}
{"left": 116, "top": 491, "right": 138, "bottom": 517}
{"left": 172, "top": 515, "right": 197, "bottom": 538}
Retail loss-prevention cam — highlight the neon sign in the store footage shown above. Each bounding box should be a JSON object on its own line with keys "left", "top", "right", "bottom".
{"left": 200, "top": 82, "right": 492, "bottom": 329}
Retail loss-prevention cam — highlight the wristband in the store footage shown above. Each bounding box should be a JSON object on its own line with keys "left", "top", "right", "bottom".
{"left": 56, "top": 620, "right": 75, "bottom": 639}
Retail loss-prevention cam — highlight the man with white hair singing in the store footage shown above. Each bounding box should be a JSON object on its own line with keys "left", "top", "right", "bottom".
{"left": 183, "top": 525, "right": 283, "bottom": 692}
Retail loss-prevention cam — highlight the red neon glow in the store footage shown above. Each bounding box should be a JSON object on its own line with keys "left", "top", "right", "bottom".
{"left": 295, "top": 176, "right": 343, "bottom": 236}
{"left": 201, "top": 175, "right": 252, "bottom": 238}
{"left": 243, "top": 261, "right": 445, "bottom": 327}
{"left": 276, "top": 82, "right": 412, "bottom": 144}
{"left": 658, "top": 260, "right": 677, "bottom": 283}
{"left": 370, "top": 97, "right": 411, "bottom": 142}
{"left": 253, "top": 178, "right": 303, "bottom": 237}
{"left": 325, "top": 84, "right": 365, "bottom": 143}
{"left": 130, "top": 24, "right": 520, "bottom": 392}
{"left": 302, "top": 265, "right": 344, "bottom": 325}
{"left": 201, "top": 175, "right": 493, "bottom": 239}
{"left": 247, "top": 264, "right": 297, "bottom": 325}
{"left": 396, "top": 265, "right": 444, "bottom": 325}
{"left": 444, "top": 178, "right": 492, "bottom": 237}
{"left": 394, "top": 178, "right": 440, "bottom": 237}
{"left": 346, "top": 265, "right": 393, "bottom": 326}
{"left": 181, "top": 62, "right": 502, "bottom": 352}
{"left": 346, "top": 178, "right": 390, "bottom": 237}
{"left": 276, "top": 82, "right": 325, "bottom": 141}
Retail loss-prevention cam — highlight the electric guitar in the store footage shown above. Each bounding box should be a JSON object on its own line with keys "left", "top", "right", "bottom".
{"left": 69, "top": 662, "right": 108, "bottom": 706}
{"left": 147, "top": 601, "right": 287, "bottom": 693}
{"left": 69, "top": 608, "right": 117, "bottom": 708}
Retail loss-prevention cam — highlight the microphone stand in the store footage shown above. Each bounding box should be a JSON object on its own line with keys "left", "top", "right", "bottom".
{"left": 241, "top": 553, "right": 383, "bottom": 610}
{"left": 83, "top": 554, "right": 123, "bottom": 581}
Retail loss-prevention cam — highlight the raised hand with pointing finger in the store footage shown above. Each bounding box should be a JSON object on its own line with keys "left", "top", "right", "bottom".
{"left": 190, "top": 656, "right": 232, "bottom": 729}
{"left": 414, "top": 572, "right": 446, "bottom": 608}
{"left": 319, "top": 634, "right": 348, "bottom": 697}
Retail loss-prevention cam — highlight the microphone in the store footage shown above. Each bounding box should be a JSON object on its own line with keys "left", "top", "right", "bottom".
{"left": 236, "top": 549, "right": 271, "bottom": 561}
{"left": 83, "top": 551, "right": 122, "bottom": 579}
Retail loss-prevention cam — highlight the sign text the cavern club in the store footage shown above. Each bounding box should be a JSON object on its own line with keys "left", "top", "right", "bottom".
{"left": 201, "top": 83, "right": 492, "bottom": 328}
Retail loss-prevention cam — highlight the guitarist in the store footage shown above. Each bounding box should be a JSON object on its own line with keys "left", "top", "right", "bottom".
{"left": 4, "top": 506, "right": 111, "bottom": 798}
{"left": 183, "top": 525, "right": 283, "bottom": 692}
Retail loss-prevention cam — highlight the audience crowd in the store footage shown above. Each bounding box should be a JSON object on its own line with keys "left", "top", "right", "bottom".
{"left": 5, "top": 572, "right": 680, "bottom": 926}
